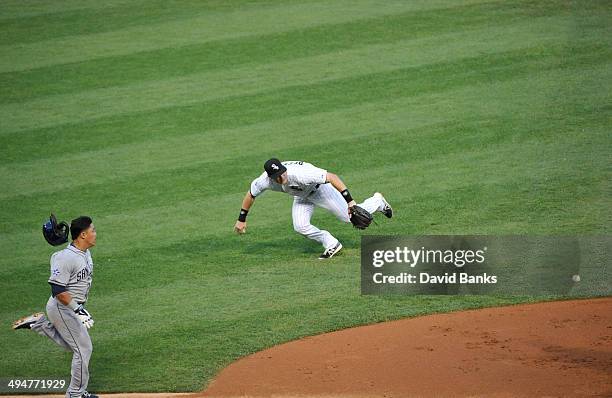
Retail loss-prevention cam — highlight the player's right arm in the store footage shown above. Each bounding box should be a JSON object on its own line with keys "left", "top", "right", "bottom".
{"left": 234, "top": 191, "right": 255, "bottom": 234}
{"left": 234, "top": 174, "right": 269, "bottom": 234}
{"left": 54, "top": 290, "right": 73, "bottom": 305}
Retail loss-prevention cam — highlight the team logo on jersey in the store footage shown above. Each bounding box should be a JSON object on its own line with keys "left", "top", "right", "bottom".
{"left": 76, "top": 267, "right": 91, "bottom": 282}
{"left": 52, "top": 267, "right": 60, "bottom": 277}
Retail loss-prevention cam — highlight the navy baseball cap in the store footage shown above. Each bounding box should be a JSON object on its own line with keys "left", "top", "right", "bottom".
{"left": 264, "top": 158, "right": 287, "bottom": 178}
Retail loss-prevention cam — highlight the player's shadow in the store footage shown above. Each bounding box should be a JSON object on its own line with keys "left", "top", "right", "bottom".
{"left": 241, "top": 237, "right": 319, "bottom": 256}
{"left": 241, "top": 236, "right": 354, "bottom": 259}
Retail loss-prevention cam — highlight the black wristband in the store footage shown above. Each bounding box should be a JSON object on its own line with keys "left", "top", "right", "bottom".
{"left": 49, "top": 282, "right": 67, "bottom": 297}
{"left": 341, "top": 189, "right": 353, "bottom": 203}
{"left": 238, "top": 208, "right": 249, "bottom": 222}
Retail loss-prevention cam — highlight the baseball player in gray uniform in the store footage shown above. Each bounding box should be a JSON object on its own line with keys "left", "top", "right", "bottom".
{"left": 13, "top": 216, "right": 99, "bottom": 398}
{"left": 234, "top": 159, "right": 393, "bottom": 259}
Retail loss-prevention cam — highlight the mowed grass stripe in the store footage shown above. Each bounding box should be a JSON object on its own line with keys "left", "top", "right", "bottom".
{"left": 0, "top": 0, "right": 139, "bottom": 20}
{"left": 0, "top": 16, "right": 573, "bottom": 135}
{"left": 0, "top": 0, "right": 488, "bottom": 73}
{"left": 0, "top": 0, "right": 573, "bottom": 105}
{"left": 0, "top": 0, "right": 309, "bottom": 46}
{"left": 0, "top": 45, "right": 608, "bottom": 199}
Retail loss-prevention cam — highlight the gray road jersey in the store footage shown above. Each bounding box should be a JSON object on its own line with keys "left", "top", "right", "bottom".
{"left": 48, "top": 244, "right": 94, "bottom": 303}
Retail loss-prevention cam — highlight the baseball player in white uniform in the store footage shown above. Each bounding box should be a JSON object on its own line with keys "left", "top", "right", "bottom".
{"left": 234, "top": 159, "right": 392, "bottom": 259}
{"left": 13, "top": 216, "right": 98, "bottom": 398}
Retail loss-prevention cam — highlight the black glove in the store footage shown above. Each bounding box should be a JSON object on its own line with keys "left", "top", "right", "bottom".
{"left": 350, "top": 205, "right": 373, "bottom": 230}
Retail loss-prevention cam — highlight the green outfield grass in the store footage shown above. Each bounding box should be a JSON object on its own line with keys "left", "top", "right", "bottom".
{"left": 0, "top": 0, "right": 610, "bottom": 393}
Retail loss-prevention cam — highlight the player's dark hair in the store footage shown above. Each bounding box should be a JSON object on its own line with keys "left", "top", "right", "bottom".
{"left": 70, "top": 216, "right": 93, "bottom": 240}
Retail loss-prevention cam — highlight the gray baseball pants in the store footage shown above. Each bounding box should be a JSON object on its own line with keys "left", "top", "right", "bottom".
{"left": 31, "top": 296, "right": 92, "bottom": 398}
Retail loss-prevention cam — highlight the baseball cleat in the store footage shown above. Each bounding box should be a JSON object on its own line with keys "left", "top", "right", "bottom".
{"left": 319, "top": 242, "right": 343, "bottom": 260}
{"left": 12, "top": 312, "right": 43, "bottom": 330}
{"left": 81, "top": 392, "right": 99, "bottom": 398}
{"left": 374, "top": 192, "right": 393, "bottom": 218}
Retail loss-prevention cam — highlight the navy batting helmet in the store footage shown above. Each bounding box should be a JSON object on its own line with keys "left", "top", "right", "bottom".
{"left": 42, "top": 213, "right": 69, "bottom": 246}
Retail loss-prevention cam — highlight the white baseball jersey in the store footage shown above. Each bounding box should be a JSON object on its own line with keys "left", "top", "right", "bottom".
{"left": 250, "top": 161, "right": 327, "bottom": 199}
{"left": 248, "top": 159, "right": 386, "bottom": 250}
{"left": 48, "top": 244, "right": 94, "bottom": 303}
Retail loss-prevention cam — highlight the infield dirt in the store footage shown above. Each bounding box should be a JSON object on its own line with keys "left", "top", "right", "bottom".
{"left": 202, "top": 298, "right": 611, "bottom": 398}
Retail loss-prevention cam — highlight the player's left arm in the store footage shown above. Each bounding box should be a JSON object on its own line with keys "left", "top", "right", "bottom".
{"left": 326, "top": 172, "right": 356, "bottom": 207}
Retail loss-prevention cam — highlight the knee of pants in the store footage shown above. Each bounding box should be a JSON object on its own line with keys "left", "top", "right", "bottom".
{"left": 74, "top": 350, "right": 92, "bottom": 364}
{"left": 293, "top": 223, "right": 313, "bottom": 236}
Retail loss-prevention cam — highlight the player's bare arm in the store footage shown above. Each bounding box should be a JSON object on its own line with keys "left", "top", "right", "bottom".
{"left": 326, "top": 172, "right": 356, "bottom": 208}
{"left": 234, "top": 191, "right": 255, "bottom": 234}
{"left": 54, "top": 290, "right": 73, "bottom": 306}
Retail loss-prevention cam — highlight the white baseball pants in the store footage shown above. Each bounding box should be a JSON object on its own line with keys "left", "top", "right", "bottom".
{"left": 292, "top": 183, "right": 385, "bottom": 250}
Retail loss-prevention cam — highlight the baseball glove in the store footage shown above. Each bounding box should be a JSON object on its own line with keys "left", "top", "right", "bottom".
{"left": 350, "top": 205, "right": 373, "bottom": 230}
{"left": 42, "top": 213, "right": 69, "bottom": 246}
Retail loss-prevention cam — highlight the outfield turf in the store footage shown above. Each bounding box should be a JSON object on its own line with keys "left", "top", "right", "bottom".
{"left": 0, "top": 0, "right": 610, "bottom": 393}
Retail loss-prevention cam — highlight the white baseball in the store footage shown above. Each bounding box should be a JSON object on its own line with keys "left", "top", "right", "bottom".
{"left": 572, "top": 274, "right": 580, "bottom": 282}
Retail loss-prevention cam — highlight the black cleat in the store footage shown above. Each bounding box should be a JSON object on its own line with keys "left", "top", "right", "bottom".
{"left": 375, "top": 192, "right": 393, "bottom": 218}
{"left": 318, "top": 242, "right": 343, "bottom": 260}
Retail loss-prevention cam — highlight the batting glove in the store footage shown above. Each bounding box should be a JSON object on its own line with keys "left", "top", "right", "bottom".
{"left": 75, "top": 305, "right": 95, "bottom": 329}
